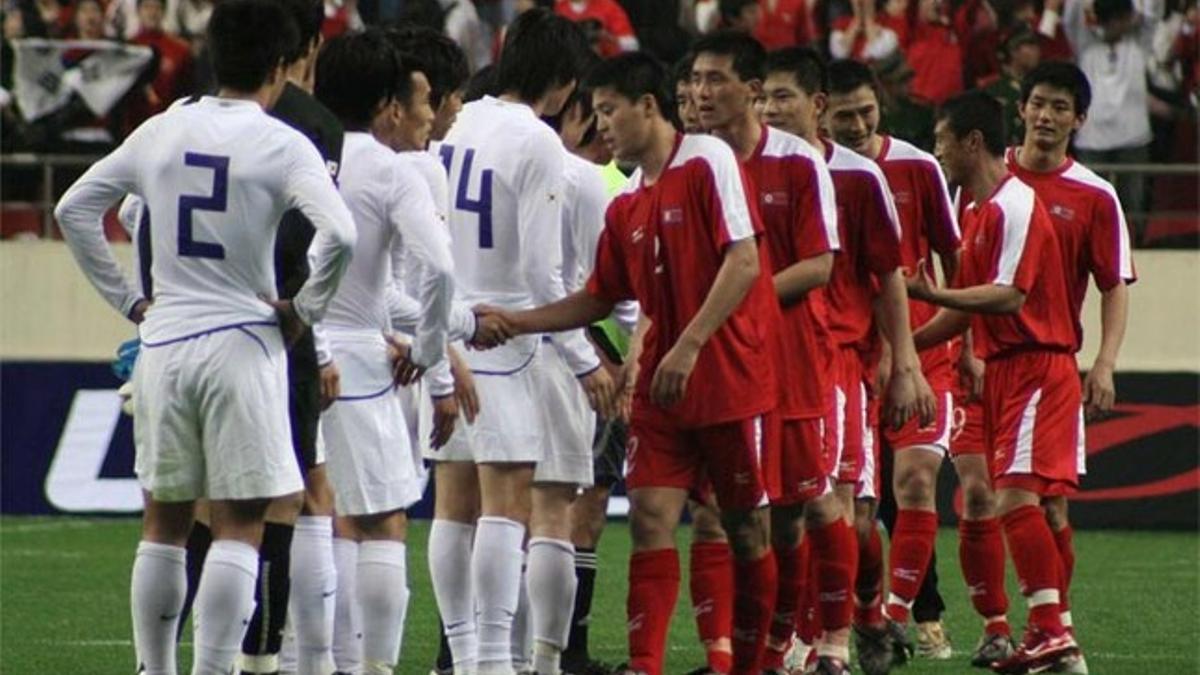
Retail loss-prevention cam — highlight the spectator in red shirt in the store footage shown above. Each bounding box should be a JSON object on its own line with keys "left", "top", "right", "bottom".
{"left": 754, "top": 0, "right": 815, "bottom": 49}
{"left": 554, "top": 0, "right": 638, "bottom": 56}
{"left": 128, "top": 0, "right": 192, "bottom": 128}
{"left": 904, "top": 0, "right": 964, "bottom": 105}
{"left": 829, "top": 0, "right": 902, "bottom": 62}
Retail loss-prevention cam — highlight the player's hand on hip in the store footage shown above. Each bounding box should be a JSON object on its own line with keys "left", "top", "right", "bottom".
{"left": 650, "top": 342, "right": 698, "bottom": 408}
{"left": 384, "top": 333, "right": 425, "bottom": 387}
{"left": 318, "top": 362, "right": 340, "bottom": 410}
{"left": 260, "top": 295, "right": 307, "bottom": 347}
{"left": 469, "top": 304, "right": 516, "bottom": 349}
{"left": 1082, "top": 361, "right": 1116, "bottom": 421}
{"left": 580, "top": 366, "right": 618, "bottom": 420}
{"left": 128, "top": 298, "right": 152, "bottom": 324}
{"left": 431, "top": 394, "right": 459, "bottom": 449}
{"left": 449, "top": 347, "right": 480, "bottom": 424}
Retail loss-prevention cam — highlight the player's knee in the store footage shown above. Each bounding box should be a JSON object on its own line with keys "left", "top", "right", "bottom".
{"left": 630, "top": 508, "right": 675, "bottom": 549}
{"left": 770, "top": 505, "right": 804, "bottom": 549}
{"left": 895, "top": 464, "right": 936, "bottom": 507}
{"left": 691, "top": 506, "right": 727, "bottom": 542}
{"left": 961, "top": 481, "right": 996, "bottom": 520}
{"left": 265, "top": 491, "right": 305, "bottom": 523}
{"left": 721, "top": 508, "right": 771, "bottom": 560}
{"left": 1043, "top": 497, "right": 1069, "bottom": 530}
{"left": 804, "top": 492, "right": 842, "bottom": 529}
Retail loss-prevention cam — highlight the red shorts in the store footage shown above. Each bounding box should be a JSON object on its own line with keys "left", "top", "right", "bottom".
{"left": 833, "top": 345, "right": 868, "bottom": 485}
{"left": 855, "top": 395, "right": 882, "bottom": 500}
{"left": 626, "top": 408, "right": 780, "bottom": 511}
{"left": 985, "top": 350, "right": 1083, "bottom": 493}
{"left": 950, "top": 393, "right": 987, "bottom": 457}
{"left": 770, "top": 416, "right": 833, "bottom": 506}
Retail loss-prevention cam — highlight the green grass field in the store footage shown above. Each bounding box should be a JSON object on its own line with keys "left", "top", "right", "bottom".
{"left": 1, "top": 517, "right": 1197, "bottom": 674}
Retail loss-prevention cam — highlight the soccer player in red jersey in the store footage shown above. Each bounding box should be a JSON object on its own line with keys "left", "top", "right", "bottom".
{"left": 476, "top": 52, "right": 783, "bottom": 675}
{"left": 911, "top": 91, "right": 1084, "bottom": 674}
{"left": 692, "top": 32, "right": 881, "bottom": 675}
{"left": 762, "top": 46, "right": 938, "bottom": 675}
{"left": 825, "top": 58, "right": 964, "bottom": 664}
{"left": 1003, "top": 61, "right": 1134, "bottom": 673}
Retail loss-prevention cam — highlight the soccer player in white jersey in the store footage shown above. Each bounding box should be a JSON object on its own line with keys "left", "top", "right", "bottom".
{"left": 426, "top": 10, "right": 612, "bottom": 675}
{"left": 310, "top": 30, "right": 457, "bottom": 675}
{"left": 54, "top": 2, "right": 357, "bottom": 673}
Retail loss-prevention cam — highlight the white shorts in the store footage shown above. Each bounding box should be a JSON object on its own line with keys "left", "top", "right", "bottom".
{"left": 133, "top": 323, "right": 302, "bottom": 502}
{"left": 321, "top": 331, "right": 421, "bottom": 516}
{"left": 531, "top": 345, "right": 595, "bottom": 486}
{"left": 433, "top": 349, "right": 544, "bottom": 464}
{"left": 395, "top": 380, "right": 432, "bottom": 483}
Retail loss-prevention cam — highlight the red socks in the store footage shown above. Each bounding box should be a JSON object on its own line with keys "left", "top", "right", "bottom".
{"left": 1001, "top": 506, "right": 1065, "bottom": 635}
{"left": 958, "top": 518, "right": 1010, "bottom": 636}
{"left": 762, "top": 545, "right": 803, "bottom": 670}
{"left": 810, "top": 519, "right": 855, "bottom": 632}
{"left": 795, "top": 539, "right": 820, "bottom": 645}
{"left": 731, "top": 550, "right": 778, "bottom": 675}
{"left": 628, "top": 549, "right": 681, "bottom": 675}
{"left": 854, "top": 525, "right": 885, "bottom": 628}
{"left": 1053, "top": 526, "right": 1075, "bottom": 615}
{"left": 884, "top": 509, "right": 938, "bottom": 624}
{"left": 689, "top": 541, "right": 734, "bottom": 672}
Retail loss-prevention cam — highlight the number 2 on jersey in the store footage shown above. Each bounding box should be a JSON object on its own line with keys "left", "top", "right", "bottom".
{"left": 439, "top": 144, "right": 494, "bottom": 249}
{"left": 178, "top": 152, "right": 229, "bottom": 259}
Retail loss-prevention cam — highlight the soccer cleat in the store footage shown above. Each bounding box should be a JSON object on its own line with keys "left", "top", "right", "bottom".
{"left": 609, "top": 664, "right": 649, "bottom": 675}
{"left": 1054, "top": 649, "right": 1089, "bottom": 674}
{"left": 970, "top": 632, "right": 1016, "bottom": 668}
{"left": 915, "top": 620, "right": 953, "bottom": 659}
{"left": 806, "top": 656, "right": 852, "bottom": 675}
{"left": 886, "top": 619, "right": 915, "bottom": 667}
{"left": 427, "top": 670, "right": 452, "bottom": 675}
{"left": 989, "top": 628, "right": 1078, "bottom": 674}
{"left": 683, "top": 667, "right": 724, "bottom": 675}
{"left": 853, "top": 624, "right": 893, "bottom": 675}
{"left": 783, "top": 637, "right": 815, "bottom": 673}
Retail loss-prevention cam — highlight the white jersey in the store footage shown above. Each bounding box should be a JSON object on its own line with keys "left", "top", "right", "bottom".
{"left": 55, "top": 96, "right": 356, "bottom": 343}
{"left": 436, "top": 96, "right": 599, "bottom": 375}
{"left": 324, "top": 132, "right": 455, "bottom": 368}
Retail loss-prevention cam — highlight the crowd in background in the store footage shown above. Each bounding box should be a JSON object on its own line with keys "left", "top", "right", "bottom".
{"left": 1, "top": 0, "right": 1197, "bottom": 243}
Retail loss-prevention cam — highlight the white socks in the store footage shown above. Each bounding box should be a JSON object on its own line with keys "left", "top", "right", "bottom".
{"left": 429, "top": 519, "right": 477, "bottom": 672}
{"left": 191, "top": 540, "right": 259, "bottom": 675}
{"left": 357, "top": 540, "right": 410, "bottom": 674}
{"left": 511, "top": 559, "right": 531, "bottom": 671}
{"left": 473, "top": 516, "right": 526, "bottom": 672}
{"left": 527, "top": 537, "right": 577, "bottom": 675}
{"left": 331, "top": 537, "right": 362, "bottom": 673}
{"left": 132, "top": 541, "right": 187, "bottom": 675}
{"left": 290, "top": 516, "right": 337, "bottom": 675}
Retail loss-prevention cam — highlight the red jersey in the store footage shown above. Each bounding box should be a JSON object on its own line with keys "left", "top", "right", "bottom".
{"left": 957, "top": 175, "right": 1076, "bottom": 359}
{"left": 874, "top": 135, "right": 960, "bottom": 378}
{"left": 754, "top": 0, "right": 813, "bottom": 49}
{"left": 128, "top": 29, "right": 192, "bottom": 129}
{"left": 587, "top": 134, "right": 781, "bottom": 427}
{"left": 1004, "top": 148, "right": 1137, "bottom": 351}
{"left": 742, "top": 126, "right": 839, "bottom": 419}
{"left": 822, "top": 139, "right": 903, "bottom": 352}
{"left": 555, "top": 0, "right": 637, "bottom": 57}
{"left": 906, "top": 20, "right": 964, "bottom": 105}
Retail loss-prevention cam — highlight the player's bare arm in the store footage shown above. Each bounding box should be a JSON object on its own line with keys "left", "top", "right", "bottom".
{"left": 876, "top": 269, "right": 937, "bottom": 427}
{"left": 907, "top": 259, "right": 1025, "bottom": 314}
{"left": 773, "top": 251, "right": 834, "bottom": 306}
{"left": 651, "top": 236, "right": 760, "bottom": 407}
{"left": 1084, "top": 282, "right": 1129, "bottom": 419}
{"left": 477, "top": 290, "right": 616, "bottom": 338}
{"left": 911, "top": 307, "right": 973, "bottom": 352}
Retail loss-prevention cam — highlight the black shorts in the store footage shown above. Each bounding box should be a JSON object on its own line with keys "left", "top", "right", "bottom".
{"left": 592, "top": 417, "right": 627, "bottom": 489}
{"left": 287, "top": 330, "right": 321, "bottom": 474}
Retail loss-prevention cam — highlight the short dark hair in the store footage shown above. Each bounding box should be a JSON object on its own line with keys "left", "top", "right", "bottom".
{"left": 1020, "top": 61, "right": 1092, "bottom": 116}
{"left": 586, "top": 52, "right": 675, "bottom": 122}
{"left": 719, "top": 0, "right": 757, "bottom": 22}
{"left": 314, "top": 29, "right": 401, "bottom": 130}
{"left": 827, "top": 58, "right": 879, "bottom": 97}
{"left": 274, "top": 0, "right": 323, "bottom": 64}
{"left": 938, "top": 91, "right": 1007, "bottom": 157}
{"left": 384, "top": 25, "right": 469, "bottom": 109}
{"left": 496, "top": 9, "right": 591, "bottom": 103}
{"left": 673, "top": 52, "right": 695, "bottom": 86}
{"left": 691, "top": 31, "right": 766, "bottom": 82}
{"left": 1093, "top": 0, "right": 1134, "bottom": 24}
{"left": 464, "top": 64, "right": 499, "bottom": 103}
{"left": 766, "top": 46, "right": 827, "bottom": 95}
{"left": 207, "top": 0, "right": 299, "bottom": 93}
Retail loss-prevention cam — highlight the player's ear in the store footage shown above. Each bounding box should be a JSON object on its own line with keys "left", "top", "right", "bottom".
{"left": 747, "top": 77, "right": 764, "bottom": 100}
